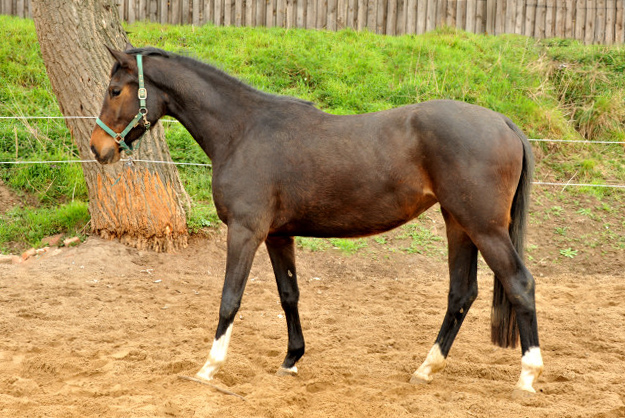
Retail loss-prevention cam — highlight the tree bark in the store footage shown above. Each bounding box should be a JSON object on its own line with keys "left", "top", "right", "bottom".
{"left": 31, "top": 0, "right": 191, "bottom": 252}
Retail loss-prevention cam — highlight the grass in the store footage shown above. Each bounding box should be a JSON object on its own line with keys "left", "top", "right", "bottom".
{"left": 397, "top": 223, "right": 445, "bottom": 256}
{"left": 559, "top": 248, "right": 578, "bottom": 258}
{"left": 295, "top": 237, "right": 368, "bottom": 255}
{"left": 0, "top": 201, "right": 89, "bottom": 253}
{"left": 329, "top": 238, "right": 368, "bottom": 255}
{"left": 0, "top": 15, "right": 624, "bottom": 254}
{"left": 296, "top": 237, "right": 331, "bottom": 252}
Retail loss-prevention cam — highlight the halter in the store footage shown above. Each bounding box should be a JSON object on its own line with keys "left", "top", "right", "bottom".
{"left": 96, "top": 54, "right": 151, "bottom": 154}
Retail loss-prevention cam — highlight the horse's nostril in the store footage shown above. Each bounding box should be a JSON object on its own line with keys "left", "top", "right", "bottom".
{"left": 102, "top": 147, "right": 116, "bottom": 163}
{"left": 91, "top": 145, "right": 100, "bottom": 159}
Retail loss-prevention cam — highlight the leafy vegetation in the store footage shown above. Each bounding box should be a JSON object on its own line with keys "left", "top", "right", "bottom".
{"left": 0, "top": 15, "right": 623, "bottom": 254}
{"left": 0, "top": 201, "right": 89, "bottom": 252}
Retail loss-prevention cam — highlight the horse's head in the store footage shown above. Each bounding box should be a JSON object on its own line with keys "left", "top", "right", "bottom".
{"left": 90, "top": 46, "right": 163, "bottom": 164}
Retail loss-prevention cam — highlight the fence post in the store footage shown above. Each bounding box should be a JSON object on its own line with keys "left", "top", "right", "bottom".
{"left": 425, "top": 0, "right": 436, "bottom": 32}
{"left": 555, "top": 0, "right": 564, "bottom": 37}
{"left": 545, "top": 0, "right": 554, "bottom": 38}
{"left": 118, "top": 0, "right": 125, "bottom": 22}
{"left": 435, "top": 0, "right": 444, "bottom": 28}
{"left": 287, "top": 0, "right": 296, "bottom": 28}
{"left": 505, "top": 0, "right": 514, "bottom": 33}
{"left": 327, "top": 0, "right": 336, "bottom": 30}
{"left": 595, "top": 0, "right": 605, "bottom": 44}
{"left": 584, "top": 0, "right": 595, "bottom": 43}
{"left": 193, "top": 0, "right": 200, "bottom": 25}
{"left": 387, "top": 0, "right": 397, "bottom": 34}
{"left": 536, "top": 0, "right": 546, "bottom": 38}
{"left": 495, "top": 0, "right": 505, "bottom": 34}
{"left": 485, "top": 0, "right": 495, "bottom": 34}
{"left": 465, "top": 0, "right": 476, "bottom": 33}
{"left": 514, "top": 0, "right": 524, "bottom": 34}
{"left": 605, "top": 0, "right": 614, "bottom": 44}
{"left": 564, "top": 0, "right": 574, "bottom": 38}
{"left": 17, "top": 0, "right": 25, "bottom": 17}
{"left": 617, "top": 0, "right": 625, "bottom": 43}
{"left": 256, "top": 0, "right": 265, "bottom": 27}
{"left": 149, "top": 0, "right": 158, "bottom": 21}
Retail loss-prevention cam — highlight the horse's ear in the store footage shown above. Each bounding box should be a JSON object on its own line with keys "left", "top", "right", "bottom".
{"left": 124, "top": 42, "right": 134, "bottom": 52}
{"left": 105, "top": 45, "right": 135, "bottom": 70}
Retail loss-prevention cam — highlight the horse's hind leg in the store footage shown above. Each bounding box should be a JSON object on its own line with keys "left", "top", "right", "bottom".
{"left": 411, "top": 209, "right": 478, "bottom": 384}
{"left": 472, "top": 231, "right": 543, "bottom": 395}
{"left": 266, "top": 236, "right": 305, "bottom": 376}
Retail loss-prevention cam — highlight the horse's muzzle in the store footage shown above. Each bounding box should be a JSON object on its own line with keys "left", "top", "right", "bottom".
{"left": 90, "top": 143, "right": 120, "bottom": 165}
{"left": 90, "top": 129, "right": 121, "bottom": 164}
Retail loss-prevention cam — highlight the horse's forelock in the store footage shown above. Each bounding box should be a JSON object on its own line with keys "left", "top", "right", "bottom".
{"left": 109, "top": 47, "right": 170, "bottom": 77}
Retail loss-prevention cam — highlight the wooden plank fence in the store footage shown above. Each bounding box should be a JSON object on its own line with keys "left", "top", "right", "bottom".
{"left": 2, "top": 0, "right": 624, "bottom": 44}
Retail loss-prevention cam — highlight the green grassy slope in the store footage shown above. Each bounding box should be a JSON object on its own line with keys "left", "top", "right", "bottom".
{"left": 0, "top": 16, "right": 623, "bottom": 251}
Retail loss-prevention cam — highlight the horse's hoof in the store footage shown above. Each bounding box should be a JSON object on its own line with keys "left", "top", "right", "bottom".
{"left": 194, "top": 373, "right": 212, "bottom": 383}
{"left": 511, "top": 387, "right": 537, "bottom": 399}
{"left": 178, "top": 374, "right": 213, "bottom": 385}
{"left": 409, "top": 373, "right": 432, "bottom": 385}
{"left": 276, "top": 366, "right": 298, "bottom": 376}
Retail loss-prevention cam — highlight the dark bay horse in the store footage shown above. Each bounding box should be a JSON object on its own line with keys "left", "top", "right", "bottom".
{"left": 90, "top": 47, "right": 543, "bottom": 395}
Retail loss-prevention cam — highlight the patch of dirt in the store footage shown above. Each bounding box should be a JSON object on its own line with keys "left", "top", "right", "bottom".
{"left": 1, "top": 211, "right": 624, "bottom": 417}
{"left": 0, "top": 180, "right": 20, "bottom": 214}
{"left": 524, "top": 188, "right": 625, "bottom": 278}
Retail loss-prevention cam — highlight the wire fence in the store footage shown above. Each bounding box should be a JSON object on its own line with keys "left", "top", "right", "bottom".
{"left": 1, "top": 114, "right": 624, "bottom": 190}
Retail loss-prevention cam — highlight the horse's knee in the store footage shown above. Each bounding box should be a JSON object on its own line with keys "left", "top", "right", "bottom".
{"left": 282, "top": 291, "right": 299, "bottom": 309}
{"left": 277, "top": 283, "right": 300, "bottom": 310}
{"left": 219, "top": 296, "right": 241, "bottom": 325}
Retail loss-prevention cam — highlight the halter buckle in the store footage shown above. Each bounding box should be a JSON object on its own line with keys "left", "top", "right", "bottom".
{"left": 138, "top": 87, "right": 147, "bottom": 100}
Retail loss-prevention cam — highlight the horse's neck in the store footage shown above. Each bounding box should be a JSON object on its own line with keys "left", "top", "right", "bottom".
{"left": 155, "top": 60, "right": 259, "bottom": 162}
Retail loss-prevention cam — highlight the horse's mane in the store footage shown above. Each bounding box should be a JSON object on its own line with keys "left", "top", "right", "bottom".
{"left": 123, "top": 47, "right": 314, "bottom": 107}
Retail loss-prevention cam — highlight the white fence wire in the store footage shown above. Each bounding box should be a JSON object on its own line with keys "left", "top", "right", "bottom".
{"left": 1, "top": 115, "right": 624, "bottom": 189}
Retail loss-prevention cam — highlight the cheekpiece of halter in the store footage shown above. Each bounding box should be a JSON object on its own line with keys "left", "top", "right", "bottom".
{"left": 95, "top": 54, "right": 150, "bottom": 155}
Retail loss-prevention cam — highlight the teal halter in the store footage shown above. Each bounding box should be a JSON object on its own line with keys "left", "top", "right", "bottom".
{"left": 96, "top": 54, "right": 150, "bottom": 154}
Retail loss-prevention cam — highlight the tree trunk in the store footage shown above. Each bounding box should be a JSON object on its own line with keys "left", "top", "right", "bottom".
{"left": 31, "top": 0, "right": 191, "bottom": 252}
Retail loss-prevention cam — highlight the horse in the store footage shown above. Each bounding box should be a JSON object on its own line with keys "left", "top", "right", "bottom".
{"left": 90, "top": 46, "right": 543, "bottom": 396}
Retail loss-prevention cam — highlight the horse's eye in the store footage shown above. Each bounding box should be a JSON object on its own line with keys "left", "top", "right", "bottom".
{"left": 111, "top": 88, "right": 121, "bottom": 98}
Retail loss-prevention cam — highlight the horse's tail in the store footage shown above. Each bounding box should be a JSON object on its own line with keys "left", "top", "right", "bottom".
{"left": 491, "top": 118, "right": 535, "bottom": 349}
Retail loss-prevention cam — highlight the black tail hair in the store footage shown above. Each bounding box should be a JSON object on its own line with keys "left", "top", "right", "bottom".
{"left": 491, "top": 118, "right": 534, "bottom": 349}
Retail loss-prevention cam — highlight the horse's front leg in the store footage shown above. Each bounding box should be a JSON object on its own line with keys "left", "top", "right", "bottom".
{"left": 195, "top": 222, "right": 265, "bottom": 382}
{"left": 265, "top": 236, "right": 305, "bottom": 376}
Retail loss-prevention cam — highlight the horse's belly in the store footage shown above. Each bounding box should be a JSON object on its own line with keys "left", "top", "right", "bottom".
{"left": 270, "top": 192, "right": 437, "bottom": 238}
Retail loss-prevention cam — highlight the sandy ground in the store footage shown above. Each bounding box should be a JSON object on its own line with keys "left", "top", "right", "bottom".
{"left": 0, "top": 228, "right": 624, "bottom": 418}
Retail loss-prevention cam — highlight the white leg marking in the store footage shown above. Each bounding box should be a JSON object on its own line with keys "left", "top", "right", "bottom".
{"left": 515, "top": 346, "right": 543, "bottom": 394}
{"left": 195, "top": 324, "right": 234, "bottom": 381}
{"left": 276, "top": 365, "right": 298, "bottom": 376}
{"left": 411, "top": 343, "right": 447, "bottom": 384}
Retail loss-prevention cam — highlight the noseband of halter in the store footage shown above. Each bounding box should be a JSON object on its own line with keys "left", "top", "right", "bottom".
{"left": 96, "top": 54, "right": 151, "bottom": 154}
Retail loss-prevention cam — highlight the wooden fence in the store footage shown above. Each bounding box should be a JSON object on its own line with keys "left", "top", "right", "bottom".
{"left": 3, "top": 0, "right": 624, "bottom": 44}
